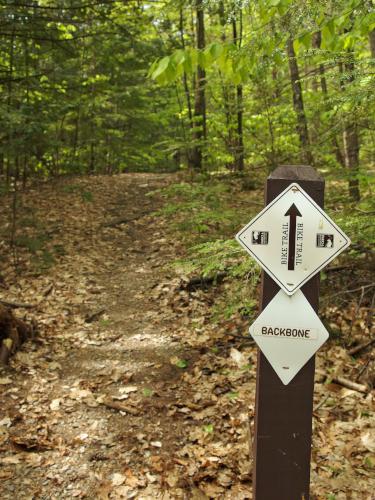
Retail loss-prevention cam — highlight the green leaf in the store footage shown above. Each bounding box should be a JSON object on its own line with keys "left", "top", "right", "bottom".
{"left": 326, "top": 18, "right": 336, "bottom": 37}
{"left": 343, "top": 34, "right": 354, "bottom": 50}
{"left": 210, "top": 43, "right": 224, "bottom": 60}
{"left": 274, "top": 51, "right": 283, "bottom": 65}
{"left": 226, "top": 391, "right": 239, "bottom": 400}
{"left": 321, "top": 22, "right": 338, "bottom": 49}
{"left": 176, "top": 359, "right": 188, "bottom": 369}
{"left": 241, "top": 363, "right": 252, "bottom": 371}
{"left": 142, "top": 388, "right": 154, "bottom": 397}
{"left": 172, "top": 50, "right": 185, "bottom": 66}
{"left": 293, "top": 38, "right": 300, "bottom": 54}
{"left": 300, "top": 32, "right": 312, "bottom": 49}
{"left": 151, "top": 56, "right": 170, "bottom": 80}
{"left": 203, "top": 424, "right": 214, "bottom": 433}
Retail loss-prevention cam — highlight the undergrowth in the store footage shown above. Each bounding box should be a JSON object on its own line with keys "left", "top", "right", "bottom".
{"left": 154, "top": 178, "right": 262, "bottom": 319}
{"left": 155, "top": 175, "right": 374, "bottom": 322}
{"left": 152, "top": 181, "right": 242, "bottom": 240}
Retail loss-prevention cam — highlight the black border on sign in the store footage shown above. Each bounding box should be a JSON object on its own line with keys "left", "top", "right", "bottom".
{"left": 236, "top": 183, "right": 350, "bottom": 294}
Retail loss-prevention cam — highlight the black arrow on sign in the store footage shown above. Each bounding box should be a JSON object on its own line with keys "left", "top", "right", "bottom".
{"left": 285, "top": 203, "right": 302, "bottom": 270}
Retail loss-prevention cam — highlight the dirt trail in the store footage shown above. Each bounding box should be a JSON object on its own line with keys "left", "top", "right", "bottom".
{"left": 0, "top": 173, "right": 210, "bottom": 499}
{"left": 2, "top": 174, "right": 372, "bottom": 499}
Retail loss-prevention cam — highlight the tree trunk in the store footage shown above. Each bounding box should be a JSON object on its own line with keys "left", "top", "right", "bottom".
{"left": 312, "top": 32, "right": 327, "bottom": 94}
{"left": 179, "top": 4, "right": 194, "bottom": 168}
{"left": 286, "top": 38, "right": 313, "bottom": 165}
{"left": 191, "top": 0, "right": 206, "bottom": 170}
{"left": 218, "top": 0, "right": 235, "bottom": 169}
{"left": 232, "top": 13, "right": 244, "bottom": 171}
{"left": 7, "top": 23, "right": 16, "bottom": 186}
{"left": 343, "top": 121, "right": 360, "bottom": 201}
{"left": 340, "top": 56, "right": 360, "bottom": 201}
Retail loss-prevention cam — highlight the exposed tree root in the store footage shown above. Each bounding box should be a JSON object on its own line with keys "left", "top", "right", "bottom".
{"left": 0, "top": 305, "right": 35, "bottom": 365}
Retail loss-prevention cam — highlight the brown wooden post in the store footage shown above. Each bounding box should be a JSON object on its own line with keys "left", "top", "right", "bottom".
{"left": 253, "top": 165, "right": 324, "bottom": 500}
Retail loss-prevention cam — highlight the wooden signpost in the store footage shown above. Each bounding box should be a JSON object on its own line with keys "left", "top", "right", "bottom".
{"left": 235, "top": 165, "right": 351, "bottom": 500}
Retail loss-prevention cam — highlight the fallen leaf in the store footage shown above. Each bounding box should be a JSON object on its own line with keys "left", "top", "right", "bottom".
{"left": 150, "top": 441, "right": 162, "bottom": 448}
{"left": 362, "top": 431, "right": 375, "bottom": 453}
{"left": 111, "top": 472, "right": 126, "bottom": 486}
{"left": 50, "top": 399, "right": 60, "bottom": 411}
{"left": 121, "top": 386, "right": 138, "bottom": 394}
{"left": 230, "top": 348, "right": 247, "bottom": 367}
{"left": 0, "top": 455, "right": 21, "bottom": 465}
{"left": 0, "top": 417, "right": 12, "bottom": 427}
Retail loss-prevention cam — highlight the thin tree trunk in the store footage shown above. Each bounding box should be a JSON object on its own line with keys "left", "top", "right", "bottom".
{"left": 73, "top": 109, "right": 80, "bottom": 160}
{"left": 23, "top": 37, "right": 30, "bottom": 189}
{"left": 218, "top": 0, "right": 235, "bottom": 168}
{"left": 312, "top": 32, "right": 327, "bottom": 94}
{"left": 340, "top": 56, "right": 360, "bottom": 201}
{"left": 6, "top": 23, "right": 16, "bottom": 186}
{"left": 232, "top": 12, "right": 244, "bottom": 171}
{"left": 179, "top": 4, "right": 194, "bottom": 168}
{"left": 175, "top": 84, "right": 189, "bottom": 164}
{"left": 10, "top": 157, "right": 20, "bottom": 269}
{"left": 286, "top": 38, "right": 313, "bottom": 165}
{"left": 89, "top": 120, "right": 95, "bottom": 174}
{"left": 191, "top": 0, "right": 206, "bottom": 170}
{"left": 179, "top": 5, "right": 193, "bottom": 127}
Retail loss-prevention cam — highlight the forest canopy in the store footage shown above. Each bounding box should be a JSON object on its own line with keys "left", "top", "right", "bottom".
{"left": 0, "top": 0, "right": 374, "bottom": 200}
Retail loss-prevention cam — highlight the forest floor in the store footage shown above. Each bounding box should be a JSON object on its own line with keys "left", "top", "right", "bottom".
{"left": 0, "top": 173, "right": 374, "bottom": 500}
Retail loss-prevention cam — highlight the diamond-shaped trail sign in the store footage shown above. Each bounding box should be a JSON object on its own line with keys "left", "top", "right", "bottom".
{"left": 236, "top": 182, "right": 350, "bottom": 295}
{"left": 249, "top": 290, "right": 329, "bottom": 385}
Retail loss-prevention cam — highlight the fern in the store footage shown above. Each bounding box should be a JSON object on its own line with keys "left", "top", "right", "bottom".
{"left": 175, "top": 239, "right": 260, "bottom": 281}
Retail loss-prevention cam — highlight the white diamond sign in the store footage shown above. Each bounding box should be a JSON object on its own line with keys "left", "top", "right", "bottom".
{"left": 236, "top": 182, "right": 350, "bottom": 295}
{"left": 249, "top": 290, "right": 329, "bottom": 384}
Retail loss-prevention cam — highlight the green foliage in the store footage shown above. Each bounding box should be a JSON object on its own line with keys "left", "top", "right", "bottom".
{"left": 0, "top": 1, "right": 180, "bottom": 177}
{"left": 15, "top": 234, "right": 49, "bottom": 253}
{"left": 212, "top": 284, "right": 258, "bottom": 321}
{"left": 142, "top": 388, "right": 154, "bottom": 397}
{"left": 175, "top": 359, "right": 188, "bottom": 369}
{"left": 146, "top": 0, "right": 375, "bottom": 182}
{"left": 175, "top": 239, "right": 259, "bottom": 280}
{"left": 30, "top": 249, "right": 56, "bottom": 274}
{"left": 52, "top": 244, "right": 66, "bottom": 256}
{"left": 326, "top": 181, "right": 375, "bottom": 250}
{"left": 81, "top": 190, "right": 93, "bottom": 203}
{"left": 61, "top": 184, "right": 82, "bottom": 194}
{"left": 155, "top": 181, "right": 240, "bottom": 239}
{"left": 156, "top": 179, "right": 262, "bottom": 321}
{"left": 202, "top": 423, "right": 214, "bottom": 433}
